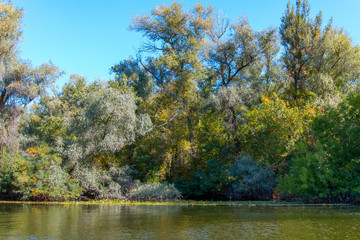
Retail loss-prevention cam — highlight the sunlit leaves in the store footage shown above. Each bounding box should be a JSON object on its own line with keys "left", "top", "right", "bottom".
{"left": 241, "top": 95, "right": 318, "bottom": 168}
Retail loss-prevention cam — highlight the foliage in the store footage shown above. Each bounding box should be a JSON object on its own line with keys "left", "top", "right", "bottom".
{"left": 280, "top": 0, "right": 323, "bottom": 97}
{"left": 277, "top": 94, "right": 360, "bottom": 201}
{"left": 0, "top": 1, "right": 61, "bottom": 153}
{"left": 280, "top": 0, "right": 360, "bottom": 102}
{"left": 129, "top": 182, "right": 181, "bottom": 200}
{"left": 73, "top": 163, "right": 139, "bottom": 200}
{"left": 24, "top": 78, "right": 152, "bottom": 167}
{"left": 175, "top": 159, "right": 229, "bottom": 198}
{"left": 0, "top": 152, "right": 27, "bottom": 198}
{"left": 110, "top": 57, "right": 154, "bottom": 102}
{"left": 241, "top": 95, "right": 317, "bottom": 169}
{"left": 228, "top": 154, "right": 275, "bottom": 200}
{"left": 1, "top": 1, "right": 360, "bottom": 203}
{"left": 276, "top": 142, "right": 333, "bottom": 199}
{"left": 313, "top": 94, "right": 360, "bottom": 164}
{"left": 12, "top": 145, "right": 82, "bottom": 200}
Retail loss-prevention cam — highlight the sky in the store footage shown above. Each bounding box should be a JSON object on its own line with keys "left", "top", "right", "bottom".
{"left": 11, "top": 0, "right": 360, "bottom": 88}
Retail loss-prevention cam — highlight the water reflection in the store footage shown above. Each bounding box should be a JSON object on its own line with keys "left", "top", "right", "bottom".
{"left": 0, "top": 204, "right": 359, "bottom": 239}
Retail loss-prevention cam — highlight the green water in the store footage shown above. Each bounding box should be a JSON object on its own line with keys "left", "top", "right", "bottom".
{"left": 0, "top": 204, "right": 359, "bottom": 239}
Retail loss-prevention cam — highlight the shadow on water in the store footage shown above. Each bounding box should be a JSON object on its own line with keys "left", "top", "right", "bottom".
{"left": 0, "top": 203, "right": 359, "bottom": 239}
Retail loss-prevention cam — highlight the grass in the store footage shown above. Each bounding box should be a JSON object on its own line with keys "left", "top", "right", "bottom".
{"left": 0, "top": 200, "right": 353, "bottom": 207}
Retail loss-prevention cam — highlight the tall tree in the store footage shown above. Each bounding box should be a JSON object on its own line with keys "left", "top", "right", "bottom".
{"left": 127, "top": 2, "right": 214, "bottom": 178}
{"left": 280, "top": 0, "right": 322, "bottom": 99}
{"left": 207, "top": 16, "right": 278, "bottom": 90}
{"left": 0, "top": 2, "right": 61, "bottom": 152}
{"left": 280, "top": 0, "right": 360, "bottom": 102}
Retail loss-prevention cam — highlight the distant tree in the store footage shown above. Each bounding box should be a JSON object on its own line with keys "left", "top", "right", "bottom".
{"left": 280, "top": 0, "right": 323, "bottom": 99}
{"left": 206, "top": 16, "right": 278, "bottom": 90}
{"left": 280, "top": 0, "right": 360, "bottom": 102}
{"left": 110, "top": 57, "right": 154, "bottom": 102}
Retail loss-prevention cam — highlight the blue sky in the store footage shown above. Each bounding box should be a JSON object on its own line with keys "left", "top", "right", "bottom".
{"left": 11, "top": 0, "right": 360, "bottom": 88}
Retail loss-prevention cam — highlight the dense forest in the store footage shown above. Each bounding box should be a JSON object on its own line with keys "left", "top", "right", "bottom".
{"left": 1, "top": 0, "right": 360, "bottom": 203}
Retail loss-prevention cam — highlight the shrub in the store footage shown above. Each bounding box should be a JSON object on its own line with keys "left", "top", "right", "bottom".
{"left": 0, "top": 153, "right": 28, "bottom": 199}
{"left": 175, "top": 159, "right": 229, "bottom": 199}
{"left": 72, "top": 163, "right": 139, "bottom": 200}
{"left": 129, "top": 182, "right": 181, "bottom": 200}
{"left": 16, "top": 145, "right": 82, "bottom": 200}
{"left": 0, "top": 145, "right": 84, "bottom": 201}
{"left": 227, "top": 154, "right": 275, "bottom": 200}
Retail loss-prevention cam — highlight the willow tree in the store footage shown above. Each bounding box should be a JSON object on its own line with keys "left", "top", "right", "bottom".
{"left": 126, "top": 2, "right": 214, "bottom": 179}
{"left": 0, "top": 2, "right": 61, "bottom": 153}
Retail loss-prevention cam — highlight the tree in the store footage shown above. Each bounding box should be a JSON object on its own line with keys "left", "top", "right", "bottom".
{"left": 280, "top": 0, "right": 360, "bottom": 102}
{"left": 205, "top": 14, "right": 279, "bottom": 154}
{"left": 0, "top": 2, "right": 61, "bottom": 153}
{"left": 25, "top": 77, "right": 152, "bottom": 167}
{"left": 110, "top": 57, "right": 154, "bottom": 102}
{"left": 241, "top": 95, "right": 317, "bottom": 171}
{"left": 126, "top": 2, "right": 214, "bottom": 178}
{"left": 207, "top": 16, "right": 278, "bottom": 90}
{"left": 307, "top": 28, "right": 360, "bottom": 103}
{"left": 60, "top": 86, "right": 151, "bottom": 165}
{"left": 280, "top": 0, "right": 323, "bottom": 98}
{"left": 277, "top": 94, "right": 360, "bottom": 201}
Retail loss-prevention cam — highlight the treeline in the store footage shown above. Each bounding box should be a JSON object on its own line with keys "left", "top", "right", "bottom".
{"left": 1, "top": 0, "right": 360, "bottom": 202}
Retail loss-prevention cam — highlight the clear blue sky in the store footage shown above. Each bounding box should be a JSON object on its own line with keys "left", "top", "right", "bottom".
{"left": 11, "top": 0, "right": 360, "bottom": 87}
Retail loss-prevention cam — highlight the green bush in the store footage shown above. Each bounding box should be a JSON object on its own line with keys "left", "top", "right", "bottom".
{"left": 276, "top": 95, "right": 360, "bottom": 202}
{"left": 276, "top": 142, "right": 333, "bottom": 199}
{"left": 0, "top": 145, "right": 83, "bottom": 201}
{"left": 16, "top": 145, "right": 82, "bottom": 200}
{"left": 0, "top": 153, "right": 28, "bottom": 199}
{"left": 228, "top": 154, "right": 274, "bottom": 200}
{"left": 175, "top": 159, "right": 229, "bottom": 198}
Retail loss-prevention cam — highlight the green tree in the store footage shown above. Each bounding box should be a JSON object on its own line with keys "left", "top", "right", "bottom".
{"left": 278, "top": 94, "right": 360, "bottom": 201}
{"left": 126, "top": 2, "right": 213, "bottom": 179}
{"left": 110, "top": 57, "right": 154, "bottom": 102}
{"left": 241, "top": 95, "right": 317, "bottom": 170}
{"left": 280, "top": 0, "right": 360, "bottom": 102}
{"left": 280, "top": 0, "right": 323, "bottom": 98}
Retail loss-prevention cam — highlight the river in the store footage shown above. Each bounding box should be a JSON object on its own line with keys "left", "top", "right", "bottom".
{"left": 0, "top": 203, "right": 359, "bottom": 239}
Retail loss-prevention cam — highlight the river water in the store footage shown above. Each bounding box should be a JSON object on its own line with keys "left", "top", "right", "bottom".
{"left": 0, "top": 203, "right": 359, "bottom": 239}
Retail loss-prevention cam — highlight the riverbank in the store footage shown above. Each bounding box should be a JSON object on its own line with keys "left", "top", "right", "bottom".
{"left": 0, "top": 200, "right": 354, "bottom": 207}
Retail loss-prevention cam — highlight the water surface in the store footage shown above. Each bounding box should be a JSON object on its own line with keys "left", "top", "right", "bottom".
{"left": 0, "top": 203, "right": 359, "bottom": 239}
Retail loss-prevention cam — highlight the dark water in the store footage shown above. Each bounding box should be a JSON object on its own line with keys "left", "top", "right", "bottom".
{"left": 0, "top": 203, "right": 359, "bottom": 239}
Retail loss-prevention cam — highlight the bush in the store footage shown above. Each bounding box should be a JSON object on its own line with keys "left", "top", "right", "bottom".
{"left": 73, "top": 163, "right": 139, "bottom": 200}
{"left": 277, "top": 141, "right": 360, "bottom": 202}
{"left": 0, "top": 145, "right": 83, "bottom": 201}
{"left": 227, "top": 154, "right": 275, "bottom": 200}
{"left": 129, "top": 182, "right": 181, "bottom": 200}
{"left": 0, "top": 153, "right": 28, "bottom": 199}
{"left": 175, "top": 159, "right": 229, "bottom": 199}
{"left": 16, "top": 145, "right": 82, "bottom": 200}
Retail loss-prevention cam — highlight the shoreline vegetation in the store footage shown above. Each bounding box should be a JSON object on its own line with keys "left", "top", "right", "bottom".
{"left": 0, "top": 200, "right": 355, "bottom": 207}
{"left": 1, "top": 0, "right": 360, "bottom": 204}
